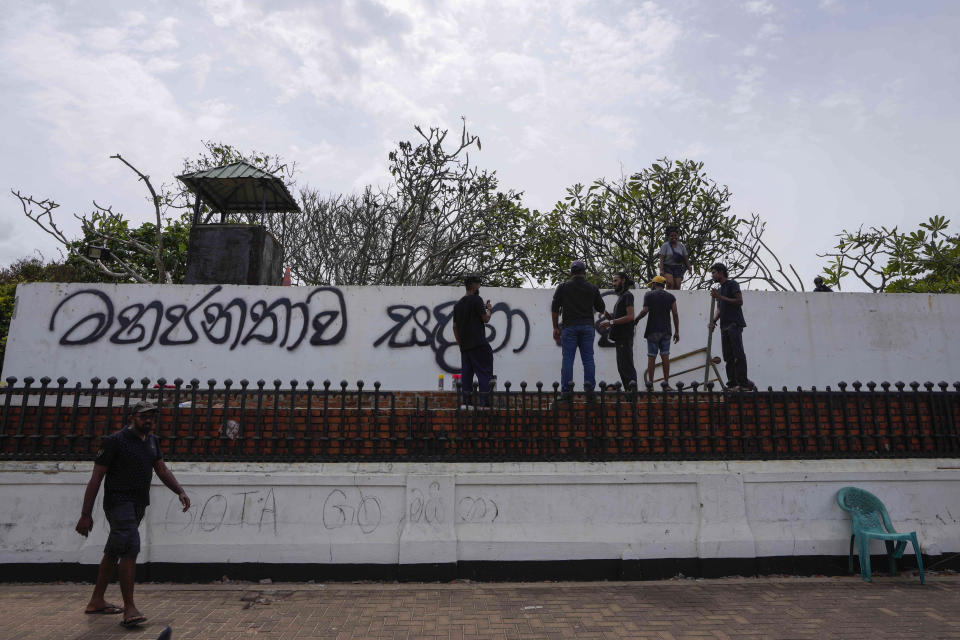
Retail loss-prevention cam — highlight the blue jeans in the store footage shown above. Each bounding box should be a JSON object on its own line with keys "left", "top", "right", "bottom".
{"left": 561, "top": 324, "right": 596, "bottom": 393}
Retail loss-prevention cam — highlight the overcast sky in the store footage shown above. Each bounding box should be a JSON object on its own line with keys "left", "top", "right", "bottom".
{"left": 2, "top": 0, "right": 958, "bottom": 288}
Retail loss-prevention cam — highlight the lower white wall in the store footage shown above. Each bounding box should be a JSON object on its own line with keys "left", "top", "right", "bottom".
{"left": 2, "top": 460, "right": 958, "bottom": 568}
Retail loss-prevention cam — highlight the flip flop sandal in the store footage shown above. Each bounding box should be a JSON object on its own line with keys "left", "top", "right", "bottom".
{"left": 85, "top": 605, "right": 123, "bottom": 615}
{"left": 120, "top": 616, "right": 147, "bottom": 628}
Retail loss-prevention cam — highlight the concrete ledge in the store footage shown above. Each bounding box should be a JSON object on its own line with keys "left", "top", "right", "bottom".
{"left": 1, "top": 459, "right": 958, "bottom": 580}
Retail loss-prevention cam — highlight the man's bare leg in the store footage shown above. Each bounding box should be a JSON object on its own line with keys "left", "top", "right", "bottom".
{"left": 662, "top": 354, "right": 671, "bottom": 387}
{"left": 85, "top": 554, "right": 120, "bottom": 612}
{"left": 647, "top": 355, "right": 656, "bottom": 387}
{"left": 118, "top": 557, "right": 143, "bottom": 621}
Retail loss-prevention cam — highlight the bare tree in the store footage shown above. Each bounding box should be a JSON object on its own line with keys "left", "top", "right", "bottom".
{"left": 284, "top": 188, "right": 390, "bottom": 286}
{"left": 283, "top": 121, "right": 529, "bottom": 286}
{"left": 12, "top": 154, "right": 174, "bottom": 284}
{"left": 712, "top": 214, "right": 805, "bottom": 291}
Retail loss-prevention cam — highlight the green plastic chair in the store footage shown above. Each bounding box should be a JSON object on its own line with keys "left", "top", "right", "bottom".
{"left": 836, "top": 486, "right": 925, "bottom": 584}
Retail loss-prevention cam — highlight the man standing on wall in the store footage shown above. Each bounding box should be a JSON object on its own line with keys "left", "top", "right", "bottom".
{"left": 599, "top": 271, "right": 637, "bottom": 389}
{"left": 453, "top": 275, "right": 494, "bottom": 408}
{"left": 634, "top": 275, "right": 680, "bottom": 388}
{"left": 551, "top": 260, "right": 606, "bottom": 400}
{"left": 708, "top": 263, "right": 756, "bottom": 391}
{"left": 75, "top": 401, "right": 190, "bottom": 628}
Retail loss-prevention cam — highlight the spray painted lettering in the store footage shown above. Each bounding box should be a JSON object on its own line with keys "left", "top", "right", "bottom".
{"left": 48, "top": 286, "right": 347, "bottom": 351}
{"left": 373, "top": 301, "right": 530, "bottom": 372}
{"left": 162, "top": 488, "right": 278, "bottom": 535}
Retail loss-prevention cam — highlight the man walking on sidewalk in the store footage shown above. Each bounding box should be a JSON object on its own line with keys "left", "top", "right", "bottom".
{"left": 634, "top": 275, "right": 680, "bottom": 388}
{"left": 551, "top": 260, "right": 606, "bottom": 399}
{"left": 453, "top": 275, "right": 494, "bottom": 407}
{"left": 708, "top": 263, "right": 755, "bottom": 391}
{"left": 75, "top": 401, "right": 190, "bottom": 628}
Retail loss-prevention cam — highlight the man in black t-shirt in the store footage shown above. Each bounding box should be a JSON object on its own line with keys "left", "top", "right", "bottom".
{"left": 551, "top": 260, "right": 606, "bottom": 398}
{"left": 453, "top": 275, "right": 494, "bottom": 407}
{"left": 708, "top": 263, "right": 755, "bottom": 391}
{"left": 634, "top": 275, "right": 680, "bottom": 388}
{"left": 75, "top": 401, "right": 190, "bottom": 627}
{"left": 599, "top": 271, "right": 637, "bottom": 389}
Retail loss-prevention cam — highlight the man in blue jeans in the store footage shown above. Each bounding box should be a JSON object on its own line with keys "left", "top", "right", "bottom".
{"left": 551, "top": 260, "right": 606, "bottom": 400}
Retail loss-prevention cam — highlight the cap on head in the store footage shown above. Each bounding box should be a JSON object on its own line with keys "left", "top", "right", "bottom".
{"left": 570, "top": 260, "right": 587, "bottom": 274}
{"left": 648, "top": 275, "right": 667, "bottom": 287}
{"left": 130, "top": 400, "right": 158, "bottom": 415}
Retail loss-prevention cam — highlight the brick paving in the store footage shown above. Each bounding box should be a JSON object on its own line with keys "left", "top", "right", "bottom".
{"left": 1, "top": 575, "right": 959, "bottom": 640}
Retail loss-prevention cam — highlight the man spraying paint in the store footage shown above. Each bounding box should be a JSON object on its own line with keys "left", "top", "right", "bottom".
{"left": 453, "top": 275, "right": 494, "bottom": 408}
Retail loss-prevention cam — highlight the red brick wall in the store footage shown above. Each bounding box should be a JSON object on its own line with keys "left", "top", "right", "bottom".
{"left": 1, "top": 390, "right": 957, "bottom": 460}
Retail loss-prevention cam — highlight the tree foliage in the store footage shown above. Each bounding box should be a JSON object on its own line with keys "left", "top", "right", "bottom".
{"left": 523, "top": 158, "right": 803, "bottom": 289}
{"left": 12, "top": 154, "right": 183, "bottom": 284}
{"left": 819, "top": 215, "right": 960, "bottom": 293}
{"left": 285, "top": 122, "right": 530, "bottom": 286}
{"left": 0, "top": 257, "right": 85, "bottom": 367}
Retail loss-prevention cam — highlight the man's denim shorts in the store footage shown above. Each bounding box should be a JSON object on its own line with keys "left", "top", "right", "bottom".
{"left": 647, "top": 336, "right": 671, "bottom": 357}
{"left": 103, "top": 502, "right": 146, "bottom": 559}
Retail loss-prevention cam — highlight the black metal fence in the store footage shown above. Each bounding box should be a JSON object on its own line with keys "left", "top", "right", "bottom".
{"left": 1, "top": 376, "right": 959, "bottom": 462}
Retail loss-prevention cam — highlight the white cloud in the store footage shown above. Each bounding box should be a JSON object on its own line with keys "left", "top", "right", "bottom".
{"left": 744, "top": 0, "right": 775, "bottom": 16}
{"left": 1, "top": 0, "right": 958, "bottom": 290}
{"left": 729, "top": 65, "right": 765, "bottom": 115}
{"left": 818, "top": 0, "right": 844, "bottom": 13}
{"left": 757, "top": 21, "right": 782, "bottom": 40}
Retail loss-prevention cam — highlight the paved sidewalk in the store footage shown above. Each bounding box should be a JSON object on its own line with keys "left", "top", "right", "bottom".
{"left": 1, "top": 575, "right": 958, "bottom": 640}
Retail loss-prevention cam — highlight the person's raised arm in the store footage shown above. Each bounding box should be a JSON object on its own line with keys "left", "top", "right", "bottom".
{"left": 710, "top": 288, "right": 743, "bottom": 306}
{"left": 154, "top": 459, "right": 190, "bottom": 512}
{"left": 480, "top": 298, "right": 492, "bottom": 324}
{"left": 659, "top": 252, "right": 666, "bottom": 275}
{"left": 75, "top": 464, "right": 108, "bottom": 536}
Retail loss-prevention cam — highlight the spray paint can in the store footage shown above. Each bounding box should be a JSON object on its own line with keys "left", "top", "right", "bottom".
{"left": 438, "top": 374, "right": 444, "bottom": 390}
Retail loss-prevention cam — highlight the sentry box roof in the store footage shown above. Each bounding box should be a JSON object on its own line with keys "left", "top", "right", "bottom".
{"left": 177, "top": 161, "right": 300, "bottom": 224}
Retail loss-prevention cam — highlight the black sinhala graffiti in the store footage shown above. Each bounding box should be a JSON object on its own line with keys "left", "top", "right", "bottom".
{"left": 372, "top": 300, "right": 531, "bottom": 373}
{"left": 48, "top": 286, "right": 347, "bottom": 351}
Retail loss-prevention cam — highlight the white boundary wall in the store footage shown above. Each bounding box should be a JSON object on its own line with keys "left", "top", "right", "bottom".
{"left": 4, "top": 283, "right": 960, "bottom": 389}
{"left": 1, "top": 460, "right": 958, "bottom": 566}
